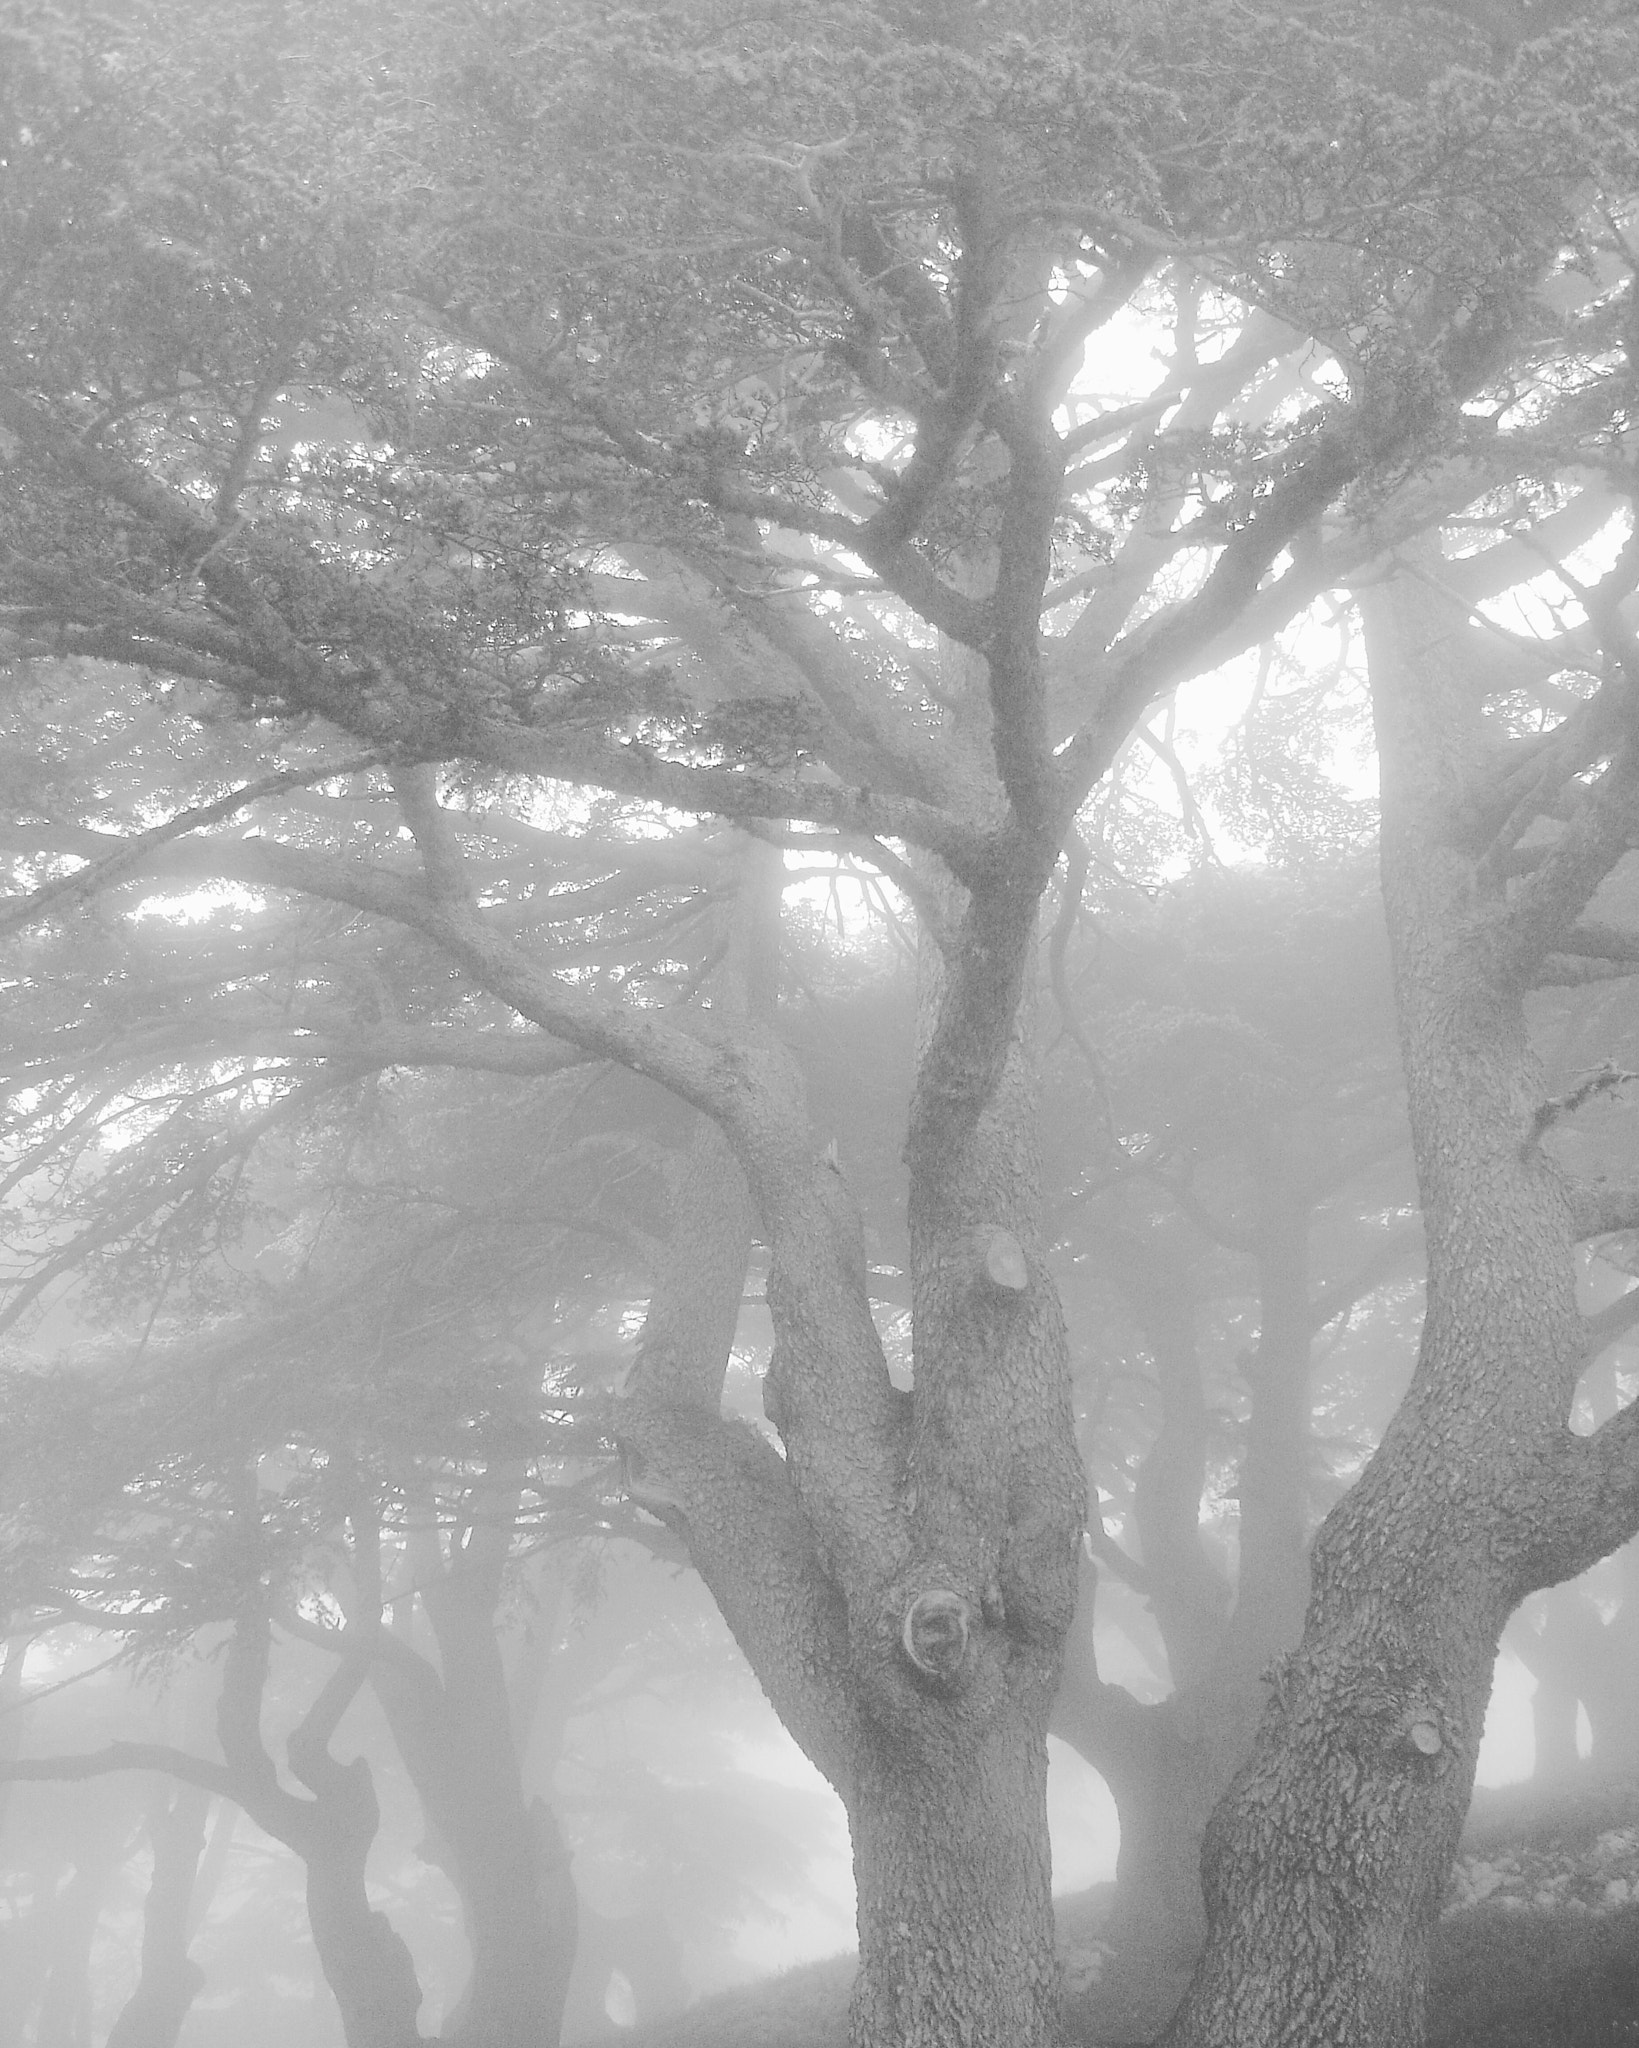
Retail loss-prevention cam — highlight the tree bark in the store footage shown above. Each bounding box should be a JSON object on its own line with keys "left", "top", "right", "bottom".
{"left": 849, "top": 1718, "right": 1058, "bottom": 2048}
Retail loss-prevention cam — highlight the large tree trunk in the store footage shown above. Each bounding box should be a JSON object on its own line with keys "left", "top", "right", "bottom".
{"left": 848, "top": 1715, "right": 1057, "bottom": 2047}
{"left": 1164, "top": 556, "right": 1639, "bottom": 2047}
{"left": 618, "top": 837, "right": 1084, "bottom": 2048}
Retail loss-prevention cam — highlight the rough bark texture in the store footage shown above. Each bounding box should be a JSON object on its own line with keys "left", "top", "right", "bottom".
{"left": 849, "top": 1722, "right": 1057, "bottom": 2048}
{"left": 1163, "top": 557, "right": 1639, "bottom": 2048}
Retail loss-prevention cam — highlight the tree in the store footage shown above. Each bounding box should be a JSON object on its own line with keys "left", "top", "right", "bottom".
{"left": 6, "top": 5, "right": 1639, "bottom": 2044}
{"left": 1161, "top": 541, "right": 1639, "bottom": 2046}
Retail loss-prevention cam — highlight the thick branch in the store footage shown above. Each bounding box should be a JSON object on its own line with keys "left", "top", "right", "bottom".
{"left": 904, "top": 847, "right": 1055, "bottom": 1189}
{"left": 739, "top": 578, "right": 956, "bottom": 805}
{"left": 275, "top": 1609, "right": 443, "bottom": 1696}
{"left": 0, "top": 1744, "right": 238, "bottom": 1799}
{"left": 618, "top": 1119, "right": 878, "bottom": 1791}
{"left": 1563, "top": 1402, "right": 1639, "bottom": 1582}
{"left": 139, "top": 817, "right": 762, "bottom": 1130}
{"left": 1540, "top": 918, "right": 1639, "bottom": 966}
{"left": 0, "top": 385, "right": 351, "bottom": 696}
{"left": 2, "top": 389, "right": 986, "bottom": 866}
{"left": 1494, "top": 746, "right": 1639, "bottom": 984}
{"left": 400, "top": 869, "right": 758, "bottom": 1128}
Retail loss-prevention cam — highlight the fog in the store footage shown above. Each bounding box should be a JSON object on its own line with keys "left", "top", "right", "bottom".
{"left": 7, "top": 3, "right": 1639, "bottom": 2045}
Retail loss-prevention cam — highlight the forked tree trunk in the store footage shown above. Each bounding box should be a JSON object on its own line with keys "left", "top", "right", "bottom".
{"left": 618, "top": 842, "right": 1083, "bottom": 2048}
{"left": 1165, "top": 558, "right": 1639, "bottom": 2048}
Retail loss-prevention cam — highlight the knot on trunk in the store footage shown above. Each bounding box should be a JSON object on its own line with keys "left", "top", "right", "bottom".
{"left": 1396, "top": 1706, "right": 1447, "bottom": 1760}
{"left": 900, "top": 1589, "right": 975, "bottom": 1689}
{"left": 975, "top": 1226, "right": 1029, "bottom": 1295}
